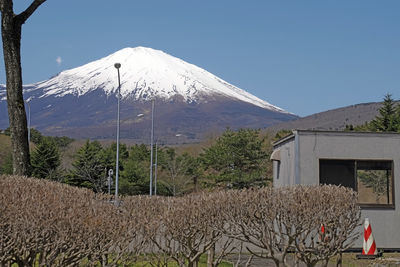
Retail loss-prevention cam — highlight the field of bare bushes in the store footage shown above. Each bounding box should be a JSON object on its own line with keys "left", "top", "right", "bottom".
{"left": 0, "top": 175, "right": 360, "bottom": 267}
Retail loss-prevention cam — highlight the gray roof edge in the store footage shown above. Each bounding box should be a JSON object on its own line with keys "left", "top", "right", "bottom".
{"left": 295, "top": 129, "right": 400, "bottom": 137}
{"left": 272, "top": 129, "right": 400, "bottom": 148}
{"left": 272, "top": 131, "right": 296, "bottom": 147}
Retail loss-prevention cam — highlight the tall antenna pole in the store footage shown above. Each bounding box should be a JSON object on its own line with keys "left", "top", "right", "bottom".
{"left": 149, "top": 99, "right": 155, "bottom": 196}
{"left": 154, "top": 141, "right": 158, "bottom": 196}
{"left": 26, "top": 98, "right": 31, "bottom": 150}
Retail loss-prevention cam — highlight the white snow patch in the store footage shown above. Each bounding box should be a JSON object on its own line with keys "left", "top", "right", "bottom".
{"left": 26, "top": 47, "right": 289, "bottom": 113}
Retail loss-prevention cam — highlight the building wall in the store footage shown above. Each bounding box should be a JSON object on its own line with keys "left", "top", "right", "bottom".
{"left": 273, "top": 137, "right": 296, "bottom": 187}
{"left": 295, "top": 131, "right": 400, "bottom": 249}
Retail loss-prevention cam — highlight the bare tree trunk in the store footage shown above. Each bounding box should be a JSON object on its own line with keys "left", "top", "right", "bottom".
{"left": 207, "top": 243, "right": 215, "bottom": 267}
{"left": 1, "top": 12, "right": 29, "bottom": 175}
{"left": 244, "top": 255, "right": 253, "bottom": 267}
{"left": 336, "top": 252, "right": 342, "bottom": 267}
{"left": 0, "top": 0, "right": 46, "bottom": 175}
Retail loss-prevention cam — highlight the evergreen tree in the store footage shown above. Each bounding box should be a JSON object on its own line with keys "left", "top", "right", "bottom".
{"left": 68, "top": 140, "right": 107, "bottom": 192}
{"left": 369, "top": 94, "right": 399, "bottom": 132}
{"left": 101, "top": 142, "right": 129, "bottom": 173}
{"left": 31, "top": 137, "right": 60, "bottom": 180}
{"left": 30, "top": 128, "right": 43, "bottom": 144}
{"left": 49, "top": 136, "right": 74, "bottom": 149}
{"left": 274, "top": 129, "right": 292, "bottom": 141}
{"left": 29, "top": 128, "right": 74, "bottom": 148}
{"left": 344, "top": 124, "right": 354, "bottom": 131}
{"left": 200, "top": 128, "right": 268, "bottom": 189}
{"left": 179, "top": 152, "right": 203, "bottom": 192}
{"left": 119, "top": 144, "right": 149, "bottom": 195}
{"left": 396, "top": 102, "right": 400, "bottom": 128}
{"left": 353, "top": 122, "right": 371, "bottom": 132}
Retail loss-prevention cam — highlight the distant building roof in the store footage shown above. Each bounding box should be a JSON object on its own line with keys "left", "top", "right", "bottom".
{"left": 273, "top": 129, "right": 400, "bottom": 147}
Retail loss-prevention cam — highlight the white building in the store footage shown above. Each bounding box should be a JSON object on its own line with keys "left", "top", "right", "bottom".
{"left": 271, "top": 130, "right": 400, "bottom": 249}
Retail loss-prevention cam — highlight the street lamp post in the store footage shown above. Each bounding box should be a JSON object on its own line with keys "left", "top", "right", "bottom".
{"left": 114, "top": 63, "right": 121, "bottom": 204}
{"left": 149, "top": 99, "right": 155, "bottom": 196}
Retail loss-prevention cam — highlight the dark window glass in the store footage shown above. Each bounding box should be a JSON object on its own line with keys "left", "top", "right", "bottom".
{"left": 319, "top": 159, "right": 393, "bottom": 207}
{"left": 277, "top": 161, "right": 280, "bottom": 180}
{"left": 319, "top": 160, "right": 355, "bottom": 190}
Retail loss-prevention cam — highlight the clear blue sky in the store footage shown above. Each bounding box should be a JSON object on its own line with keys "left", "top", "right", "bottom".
{"left": 1, "top": 0, "right": 399, "bottom": 117}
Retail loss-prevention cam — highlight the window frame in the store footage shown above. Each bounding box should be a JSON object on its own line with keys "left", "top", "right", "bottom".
{"left": 319, "top": 159, "right": 395, "bottom": 209}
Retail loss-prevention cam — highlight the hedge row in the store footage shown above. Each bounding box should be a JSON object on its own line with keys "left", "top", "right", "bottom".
{"left": 0, "top": 175, "right": 360, "bottom": 267}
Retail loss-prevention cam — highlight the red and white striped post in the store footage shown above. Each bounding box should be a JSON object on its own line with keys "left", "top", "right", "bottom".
{"left": 357, "top": 218, "right": 380, "bottom": 259}
{"left": 362, "top": 218, "right": 377, "bottom": 256}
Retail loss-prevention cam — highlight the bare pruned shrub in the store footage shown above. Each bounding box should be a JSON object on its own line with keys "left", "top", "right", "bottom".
{"left": 215, "top": 185, "right": 361, "bottom": 267}
{"left": 119, "top": 195, "right": 166, "bottom": 266}
{"left": 213, "top": 188, "right": 287, "bottom": 266}
{"left": 0, "top": 175, "right": 360, "bottom": 267}
{"left": 147, "top": 193, "right": 233, "bottom": 267}
{"left": 292, "top": 185, "right": 361, "bottom": 267}
{"left": 0, "top": 175, "right": 100, "bottom": 266}
{"left": 0, "top": 175, "right": 146, "bottom": 266}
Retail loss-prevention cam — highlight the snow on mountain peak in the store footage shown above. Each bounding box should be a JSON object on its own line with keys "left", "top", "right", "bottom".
{"left": 28, "top": 46, "right": 287, "bottom": 113}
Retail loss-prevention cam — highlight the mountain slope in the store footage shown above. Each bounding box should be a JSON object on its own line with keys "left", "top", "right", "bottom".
{"left": 268, "top": 102, "right": 383, "bottom": 132}
{"left": 24, "top": 47, "right": 288, "bottom": 112}
{"left": 0, "top": 47, "right": 296, "bottom": 142}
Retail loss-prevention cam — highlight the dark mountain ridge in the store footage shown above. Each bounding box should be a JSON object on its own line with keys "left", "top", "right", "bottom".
{"left": 268, "top": 102, "right": 383, "bottom": 132}
{"left": 0, "top": 88, "right": 297, "bottom": 143}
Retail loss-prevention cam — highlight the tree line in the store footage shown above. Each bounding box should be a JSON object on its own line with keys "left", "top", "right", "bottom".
{"left": 67, "top": 128, "right": 272, "bottom": 195}
{"left": 0, "top": 175, "right": 361, "bottom": 267}
{"left": 0, "top": 128, "right": 73, "bottom": 176}
{"left": 0, "top": 128, "right": 273, "bottom": 195}
{"left": 345, "top": 93, "right": 400, "bottom": 132}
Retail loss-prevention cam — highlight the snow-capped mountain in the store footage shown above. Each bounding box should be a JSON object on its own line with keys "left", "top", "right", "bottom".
{"left": 24, "top": 47, "right": 286, "bottom": 112}
{"left": 0, "top": 47, "right": 297, "bottom": 141}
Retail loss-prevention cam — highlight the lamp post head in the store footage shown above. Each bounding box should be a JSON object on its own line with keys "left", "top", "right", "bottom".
{"left": 114, "top": 63, "right": 121, "bottom": 69}
{"left": 26, "top": 96, "right": 34, "bottom": 103}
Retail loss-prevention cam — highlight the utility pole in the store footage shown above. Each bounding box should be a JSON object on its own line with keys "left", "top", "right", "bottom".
{"left": 149, "top": 99, "right": 155, "bottom": 196}
{"left": 26, "top": 98, "right": 31, "bottom": 150}
{"left": 154, "top": 141, "right": 158, "bottom": 195}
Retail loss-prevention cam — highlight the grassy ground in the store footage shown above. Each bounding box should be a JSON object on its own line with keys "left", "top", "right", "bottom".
{"left": 227, "top": 252, "right": 400, "bottom": 267}
{"left": 330, "top": 253, "right": 400, "bottom": 267}
{"left": 131, "top": 255, "right": 233, "bottom": 267}
{"left": 10, "top": 254, "right": 233, "bottom": 267}
{"left": 8, "top": 253, "right": 400, "bottom": 267}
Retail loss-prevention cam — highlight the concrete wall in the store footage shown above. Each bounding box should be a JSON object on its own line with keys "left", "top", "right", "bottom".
{"left": 296, "top": 131, "right": 400, "bottom": 249}
{"left": 272, "top": 130, "right": 400, "bottom": 249}
{"left": 272, "top": 136, "right": 296, "bottom": 187}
